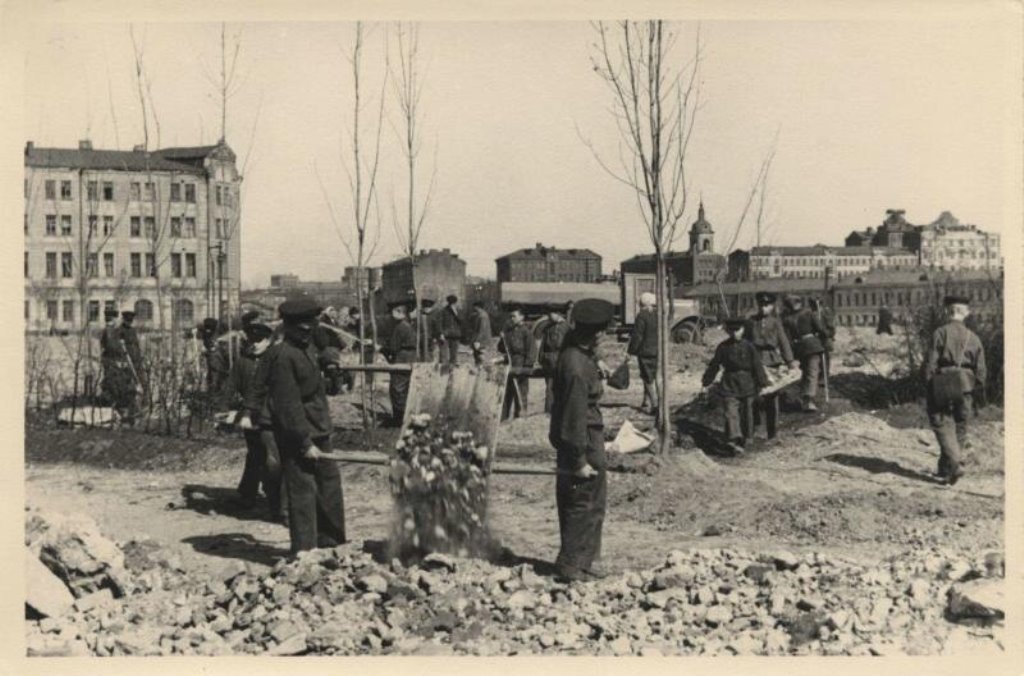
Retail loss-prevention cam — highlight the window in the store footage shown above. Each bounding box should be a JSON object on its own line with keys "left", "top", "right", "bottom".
{"left": 215, "top": 185, "right": 222, "bottom": 206}
{"left": 46, "top": 300, "right": 58, "bottom": 321}
{"left": 215, "top": 218, "right": 223, "bottom": 238}
{"left": 184, "top": 183, "right": 196, "bottom": 203}
{"left": 184, "top": 217, "right": 196, "bottom": 238}
{"left": 24, "top": 252, "right": 29, "bottom": 278}
{"left": 61, "top": 180, "right": 72, "bottom": 200}
{"left": 86, "top": 253, "right": 98, "bottom": 278}
{"left": 144, "top": 216, "right": 155, "bottom": 238}
{"left": 144, "top": 182, "right": 155, "bottom": 201}
{"left": 45, "top": 180, "right": 56, "bottom": 200}
{"left": 145, "top": 253, "right": 156, "bottom": 277}
{"left": 61, "top": 252, "right": 73, "bottom": 278}
{"left": 46, "top": 215, "right": 57, "bottom": 236}
{"left": 87, "top": 300, "right": 100, "bottom": 323}
{"left": 88, "top": 215, "right": 98, "bottom": 236}
{"left": 60, "top": 215, "right": 72, "bottom": 236}
{"left": 103, "top": 216, "right": 114, "bottom": 236}
{"left": 103, "top": 181, "right": 114, "bottom": 201}
{"left": 130, "top": 217, "right": 141, "bottom": 237}
{"left": 87, "top": 181, "right": 98, "bottom": 201}
{"left": 105, "top": 300, "right": 116, "bottom": 316}
{"left": 171, "top": 253, "right": 182, "bottom": 278}
{"left": 185, "top": 253, "right": 196, "bottom": 278}
{"left": 134, "top": 299, "right": 154, "bottom": 321}
{"left": 170, "top": 217, "right": 182, "bottom": 238}
{"left": 225, "top": 188, "right": 233, "bottom": 209}
{"left": 130, "top": 182, "right": 141, "bottom": 201}
{"left": 62, "top": 300, "right": 74, "bottom": 322}
{"left": 173, "top": 299, "right": 194, "bottom": 324}
{"left": 170, "top": 183, "right": 181, "bottom": 202}
{"left": 103, "top": 252, "right": 114, "bottom": 277}
{"left": 130, "top": 253, "right": 142, "bottom": 278}
{"left": 46, "top": 252, "right": 57, "bottom": 278}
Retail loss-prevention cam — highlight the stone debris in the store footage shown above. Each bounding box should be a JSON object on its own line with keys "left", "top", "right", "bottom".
{"left": 23, "top": 536, "right": 1008, "bottom": 657}
{"left": 946, "top": 579, "right": 1004, "bottom": 623}
{"left": 25, "top": 547, "right": 75, "bottom": 618}
{"left": 26, "top": 507, "right": 130, "bottom": 599}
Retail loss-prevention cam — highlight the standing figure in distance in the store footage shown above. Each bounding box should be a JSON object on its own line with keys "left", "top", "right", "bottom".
{"left": 539, "top": 305, "right": 571, "bottom": 414}
{"left": 264, "top": 297, "right": 346, "bottom": 553}
{"left": 747, "top": 292, "right": 798, "bottom": 440}
{"left": 382, "top": 301, "right": 418, "bottom": 427}
{"left": 436, "top": 295, "right": 463, "bottom": 365}
{"left": 877, "top": 304, "right": 894, "bottom": 335}
{"left": 702, "top": 318, "right": 768, "bottom": 453}
{"left": 924, "top": 295, "right": 986, "bottom": 486}
{"left": 549, "top": 298, "right": 616, "bottom": 582}
{"left": 100, "top": 308, "right": 136, "bottom": 424}
{"left": 500, "top": 307, "right": 537, "bottom": 420}
{"left": 470, "top": 301, "right": 494, "bottom": 367}
{"left": 627, "top": 292, "right": 659, "bottom": 415}
{"left": 782, "top": 295, "right": 828, "bottom": 412}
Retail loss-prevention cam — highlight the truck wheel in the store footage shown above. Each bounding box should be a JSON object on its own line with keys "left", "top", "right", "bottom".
{"left": 672, "top": 319, "right": 698, "bottom": 344}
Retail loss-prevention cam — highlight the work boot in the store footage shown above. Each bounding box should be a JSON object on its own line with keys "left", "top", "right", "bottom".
{"left": 946, "top": 469, "right": 965, "bottom": 487}
{"left": 554, "top": 564, "right": 592, "bottom": 584}
{"left": 803, "top": 399, "right": 818, "bottom": 412}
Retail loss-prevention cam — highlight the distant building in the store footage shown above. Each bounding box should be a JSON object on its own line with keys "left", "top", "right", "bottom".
{"left": 495, "top": 243, "right": 602, "bottom": 284}
{"left": 917, "top": 211, "right": 1001, "bottom": 271}
{"left": 381, "top": 248, "right": 467, "bottom": 309}
{"left": 620, "top": 202, "right": 726, "bottom": 287}
{"left": 341, "top": 266, "right": 380, "bottom": 296}
{"left": 729, "top": 245, "right": 918, "bottom": 281}
{"left": 24, "top": 139, "right": 241, "bottom": 331}
{"left": 270, "top": 274, "right": 300, "bottom": 289}
{"left": 245, "top": 276, "right": 357, "bottom": 318}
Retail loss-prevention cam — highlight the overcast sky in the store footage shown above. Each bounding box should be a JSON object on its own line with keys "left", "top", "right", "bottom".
{"left": 21, "top": 17, "right": 1019, "bottom": 287}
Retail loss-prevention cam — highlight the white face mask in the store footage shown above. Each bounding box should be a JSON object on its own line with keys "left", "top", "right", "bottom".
{"left": 251, "top": 337, "right": 271, "bottom": 355}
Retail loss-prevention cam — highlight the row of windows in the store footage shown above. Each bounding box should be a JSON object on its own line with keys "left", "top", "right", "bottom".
{"left": 31, "top": 214, "right": 231, "bottom": 239}
{"left": 36, "top": 178, "right": 202, "bottom": 204}
{"left": 28, "top": 298, "right": 195, "bottom": 324}
{"left": 29, "top": 251, "right": 200, "bottom": 279}
{"left": 754, "top": 256, "right": 915, "bottom": 268}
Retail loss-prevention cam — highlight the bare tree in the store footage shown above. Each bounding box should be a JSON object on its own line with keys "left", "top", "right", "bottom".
{"left": 388, "top": 22, "right": 437, "bottom": 359}
{"left": 316, "top": 21, "right": 386, "bottom": 430}
{"left": 585, "top": 21, "right": 703, "bottom": 454}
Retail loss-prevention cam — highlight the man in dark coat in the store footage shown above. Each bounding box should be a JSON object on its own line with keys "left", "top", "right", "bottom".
{"left": 382, "top": 301, "right": 418, "bottom": 426}
{"left": 809, "top": 297, "right": 837, "bottom": 379}
{"left": 539, "top": 305, "right": 571, "bottom": 414}
{"left": 549, "top": 298, "right": 615, "bottom": 582}
{"left": 627, "top": 292, "right": 659, "bottom": 414}
{"left": 262, "top": 297, "right": 346, "bottom": 553}
{"left": 200, "top": 317, "right": 230, "bottom": 393}
{"left": 924, "top": 295, "right": 987, "bottom": 485}
{"left": 782, "top": 296, "right": 829, "bottom": 412}
{"left": 224, "top": 322, "right": 286, "bottom": 521}
{"left": 436, "top": 294, "right": 463, "bottom": 365}
{"left": 500, "top": 307, "right": 537, "bottom": 420}
{"left": 702, "top": 318, "right": 769, "bottom": 452}
{"left": 747, "top": 292, "right": 798, "bottom": 439}
{"left": 877, "top": 305, "right": 894, "bottom": 335}
{"left": 312, "top": 309, "right": 350, "bottom": 396}
{"left": 470, "top": 301, "right": 493, "bottom": 366}
{"left": 100, "top": 309, "right": 137, "bottom": 422}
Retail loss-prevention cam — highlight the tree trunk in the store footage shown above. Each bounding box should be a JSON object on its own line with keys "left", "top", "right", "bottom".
{"left": 655, "top": 253, "right": 671, "bottom": 454}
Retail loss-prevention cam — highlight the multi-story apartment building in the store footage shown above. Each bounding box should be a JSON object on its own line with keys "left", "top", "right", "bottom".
{"left": 495, "top": 243, "right": 602, "bottom": 284}
{"left": 24, "top": 140, "right": 242, "bottom": 332}
{"left": 916, "top": 211, "right": 1001, "bottom": 271}
{"left": 380, "top": 249, "right": 467, "bottom": 309}
{"left": 728, "top": 245, "right": 919, "bottom": 281}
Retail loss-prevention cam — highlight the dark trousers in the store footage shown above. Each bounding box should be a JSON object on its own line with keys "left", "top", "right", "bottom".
{"left": 554, "top": 430, "right": 607, "bottom": 572}
{"left": 928, "top": 392, "right": 972, "bottom": 479}
{"left": 502, "top": 374, "right": 529, "bottom": 419}
{"left": 724, "top": 395, "right": 755, "bottom": 443}
{"left": 637, "top": 356, "right": 659, "bottom": 410}
{"left": 275, "top": 433, "right": 346, "bottom": 554}
{"left": 390, "top": 371, "right": 411, "bottom": 426}
{"left": 238, "top": 428, "right": 286, "bottom": 518}
{"left": 442, "top": 339, "right": 459, "bottom": 365}
{"left": 544, "top": 377, "right": 555, "bottom": 414}
{"left": 800, "top": 353, "right": 823, "bottom": 401}
{"left": 754, "top": 392, "right": 780, "bottom": 439}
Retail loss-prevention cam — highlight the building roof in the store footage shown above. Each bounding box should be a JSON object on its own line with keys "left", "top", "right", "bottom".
{"left": 742, "top": 245, "right": 915, "bottom": 257}
{"left": 382, "top": 249, "right": 465, "bottom": 268}
{"left": 496, "top": 243, "right": 601, "bottom": 262}
{"left": 621, "top": 250, "right": 725, "bottom": 265}
{"left": 682, "top": 268, "right": 999, "bottom": 297}
{"left": 24, "top": 142, "right": 227, "bottom": 175}
{"left": 879, "top": 208, "right": 915, "bottom": 232}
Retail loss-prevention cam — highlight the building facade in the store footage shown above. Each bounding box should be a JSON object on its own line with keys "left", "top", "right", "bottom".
{"left": 916, "top": 211, "right": 1001, "bottom": 271}
{"left": 621, "top": 202, "right": 726, "bottom": 286}
{"left": 341, "top": 266, "right": 381, "bottom": 296}
{"left": 24, "top": 140, "right": 241, "bottom": 332}
{"left": 729, "top": 245, "right": 919, "bottom": 281}
{"left": 381, "top": 249, "right": 467, "bottom": 309}
{"left": 495, "top": 243, "right": 602, "bottom": 284}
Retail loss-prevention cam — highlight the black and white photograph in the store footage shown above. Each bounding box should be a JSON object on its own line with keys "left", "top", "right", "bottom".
{"left": 4, "top": 0, "right": 1021, "bottom": 669}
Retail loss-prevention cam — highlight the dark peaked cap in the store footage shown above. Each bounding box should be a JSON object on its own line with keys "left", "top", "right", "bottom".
{"left": 572, "top": 298, "right": 615, "bottom": 328}
{"left": 279, "top": 297, "right": 322, "bottom": 321}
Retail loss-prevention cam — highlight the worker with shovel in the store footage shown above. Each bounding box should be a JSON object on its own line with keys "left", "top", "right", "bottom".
{"left": 549, "top": 298, "right": 615, "bottom": 582}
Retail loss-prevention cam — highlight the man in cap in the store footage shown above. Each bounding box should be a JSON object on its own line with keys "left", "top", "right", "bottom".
{"left": 223, "top": 322, "right": 286, "bottom": 521}
{"left": 201, "top": 317, "right": 230, "bottom": 393}
{"left": 877, "top": 304, "right": 894, "bottom": 335}
{"left": 549, "top": 298, "right": 615, "bottom": 582}
{"left": 747, "top": 292, "right": 798, "bottom": 439}
{"left": 702, "top": 318, "right": 768, "bottom": 453}
{"left": 627, "top": 291, "right": 659, "bottom": 414}
{"left": 782, "top": 295, "right": 829, "bottom": 412}
{"left": 100, "top": 308, "right": 136, "bottom": 424}
{"left": 470, "top": 301, "right": 494, "bottom": 366}
{"left": 923, "top": 295, "right": 986, "bottom": 485}
{"left": 809, "top": 297, "right": 837, "bottom": 380}
{"left": 263, "top": 297, "right": 346, "bottom": 553}
{"left": 436, "top": 294, "right": 463, "bottom": 365}
{"left": 539, "top": 304, "right": 572, "bottom": 414}
{"left": 500, "top": 307, "right": 537, "bottom": 420}
{"left": 240, "top": 310, "right": 261, "bottom": 330}
{"left": 382, "top": 300, "right": 418, "bottom": 426}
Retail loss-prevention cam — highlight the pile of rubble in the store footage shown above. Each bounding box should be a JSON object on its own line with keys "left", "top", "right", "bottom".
{"left": 388, "top": 414, "right": 494, "bottom": 559}
{"left": 26, "top": 517, "right": 1006, "bottom": 656}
